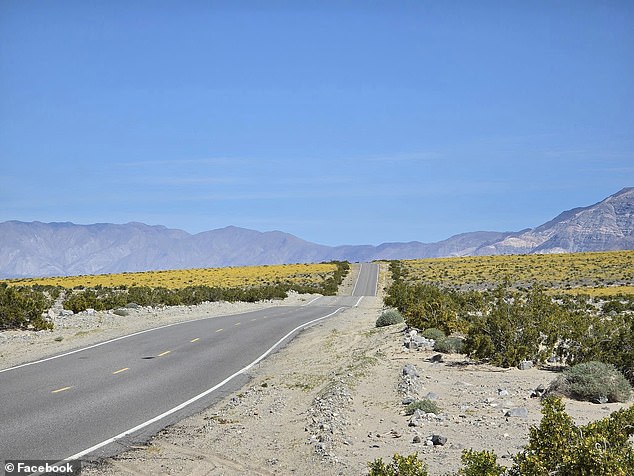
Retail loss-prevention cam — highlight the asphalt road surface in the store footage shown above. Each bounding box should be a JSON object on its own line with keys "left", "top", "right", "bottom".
{"left": 0, "top": 263, "right": 379, "bottom": 464}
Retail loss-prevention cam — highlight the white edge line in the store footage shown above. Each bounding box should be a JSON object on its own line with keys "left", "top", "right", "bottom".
{"left": 374, "top": 263, "right": 380, "bottom": 296}
{"left": 63, "top": 306, "right": 345, "bottom": 462}
{"left": 351, "top": 263, "right": 362, "bottom": 296}
{"left": 354, "top": 296, "right": 364, "bottom": 307}
{"left": 302, "top": 296, "right": 321, "bottom": 307}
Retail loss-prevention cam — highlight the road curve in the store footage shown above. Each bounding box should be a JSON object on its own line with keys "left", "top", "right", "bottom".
{"left": 0, "top": 263, "right": 379, "bottom": 463}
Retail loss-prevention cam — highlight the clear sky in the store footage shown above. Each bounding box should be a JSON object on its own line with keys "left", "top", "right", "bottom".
{"left": 1, "top": 1, "right": 632, "bottom": 246}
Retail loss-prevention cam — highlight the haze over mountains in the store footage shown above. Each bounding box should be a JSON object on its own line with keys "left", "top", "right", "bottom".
{"left": 1, "top": 188, "right": 632, "bottom": 278}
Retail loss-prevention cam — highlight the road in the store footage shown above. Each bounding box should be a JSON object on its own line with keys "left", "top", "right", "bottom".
{"left": 0, "top": 263, "right": 379, "bottom": 463}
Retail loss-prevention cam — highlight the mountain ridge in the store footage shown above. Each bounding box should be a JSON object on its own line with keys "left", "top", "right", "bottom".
{"left": 1, "top": 188, "right": 632, "bottom": 278}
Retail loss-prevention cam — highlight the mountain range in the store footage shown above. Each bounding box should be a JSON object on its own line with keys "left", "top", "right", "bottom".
{"left": 1, "top": 187, "right": 632, "bottom": 278}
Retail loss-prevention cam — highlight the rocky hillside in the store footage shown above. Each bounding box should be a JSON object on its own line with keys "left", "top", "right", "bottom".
{"left": 0, "top": 188, "right": 632, "bottom": 278}
{"left": 474, "top": 187, "right": 634, "bottom": 255}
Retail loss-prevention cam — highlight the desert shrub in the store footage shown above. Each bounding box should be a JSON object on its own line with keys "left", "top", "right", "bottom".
{"left": 459, "top": 449, "right": 505, "bottom": 476}
{"left": 547, "top": 361, "right": 632, "bottom": 403}
{"left": 376, "top": 309, "right": 404, "bottom": 327}
{"left": 463, "top": 284, "right": 554, "bottom": 367}
{"left": 510, "top": 397, "right": 634, "bottom": 475}
{"left": 434, "top": 336, "right": 465, "bottom": 354}
{"left": 598, "top": 315, "right": 634, "bottom": 385}
{"left": 0, "top": 284, "right": 52, "bottom": 330}
{"left": 405, "top": 398, "right": 441, "bottom": 415}
{"left": 368, "top": 453, "right": 428, "bottom": 476}
{"left": 420, "top": 327, "right": 446, "bottom": 341}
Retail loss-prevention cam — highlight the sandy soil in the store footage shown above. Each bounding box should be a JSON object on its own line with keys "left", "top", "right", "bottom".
{"left": 2, "top": 264, "right": 630, "bottom": 475}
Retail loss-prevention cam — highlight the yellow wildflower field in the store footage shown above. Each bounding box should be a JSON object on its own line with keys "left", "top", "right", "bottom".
{"left": 399, "top": 250, "right": 634, "bottom": 293}
{"left": 6, "top": 263, "right": 338, "bottom": 289}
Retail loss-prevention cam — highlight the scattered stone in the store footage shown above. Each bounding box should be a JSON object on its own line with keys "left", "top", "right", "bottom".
{"left": 518, "top": 360, "right": 533, "bottom": 370}
{"left": 413, "top": 435, "right": 422, "bottom": 443}
{"left": 498, "top": 388, "right": 509, "bottom": 397}
{"left": 593, "top": 395, "right": 609, "bottom": 404}
{"left": 403, "top": 330, "right": 436, "bottom": 350}
{"left": 430, "top": 353, "right": 443, "bottom": 363}
{"left": 431, "top": 434, "right": 447, "bottom": 446}
{"left": 402, "top": 364, "right": 419, "bottom": 378}
{"left": 408, "top": 409, "right": 425, "bottom": 427}
{"left": 425, "top": 392, "right": 439, "bottom": 401}
{"left": 530, "top": 384, "right": 546, "bottom": 398}
{"left": 402, "top": 397, "right": 415, "bottom": 405}
{"left": 505, "top": 407, "right": 529, "bottom": 418}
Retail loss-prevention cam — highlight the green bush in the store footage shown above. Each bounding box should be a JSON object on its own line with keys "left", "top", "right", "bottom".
{"left": 376, "top": 309, "right": 405, "bottom": 327}
{"left": 434, "top": 336, "right": 465, "bottom": 354}
{"left": 459, "top": 449, "right": 505, "bottom": 476}
{"left": 421, "top": 327, "right": 446, "bottom": 341}
{"left": 463, "top": 284, "right": 555, "bottom": 367}
{"left": 548, "top": 361, "right": 632, "bottom": 403}
{"left": 0, "top": 284, "right": 52, "bottom": 331}
{"left": 510, "top": 397, "right": 634, "bottom": 475}
{"left": 405, "top": 398, "right": 441, "bottom": 416}
{"left": 368, "top": 453, "right": 428, "bottom": 476}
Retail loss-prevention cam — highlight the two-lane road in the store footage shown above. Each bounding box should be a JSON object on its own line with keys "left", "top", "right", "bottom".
{"left": 0, "top": 263, "right": 379, "bottom": 463}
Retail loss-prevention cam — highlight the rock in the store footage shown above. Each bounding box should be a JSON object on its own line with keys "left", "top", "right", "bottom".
{"left": 402, "top": 397, "right": 415, "bottom": 405}
{"left": 430, "top": 353, "right": 443, "bottom": 363}
{"left": 518, "top": 360, "right": 533, "bottom": 370}
{"left": 431, "top": 434, "right": 447, "bottom": 446}
{"left": 60, "top": 309, "right": 74, "bottom": 316}
{"left": 408, "top": 410, "right": 425, "bottom": 427}
{"left": 425, "top": 392, "right": 439, "bottom": 401}
{"left": 413, "top": 435, "right": 422, "bottom": 443}
{"left": 498, "top": 388, "right": 509, "bottom": 397}
{"left": 593, "top": 395, "right": 609, "bottom": 404}
{"left": 505, "top": 407, "right": 529, "bottom": 418}
{"left": 402, "top": 364, "right": 419, "bottom": 378}
{"left": 530, "top": 384, "right": 546, "bottom": 398}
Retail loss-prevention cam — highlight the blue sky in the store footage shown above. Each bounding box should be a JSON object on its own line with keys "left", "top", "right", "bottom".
{"left": 1, "top": 1, "right": 632, "bottom": 246}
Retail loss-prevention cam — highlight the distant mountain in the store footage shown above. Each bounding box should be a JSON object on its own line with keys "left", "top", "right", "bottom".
{"left": 0, "top": 188, "right": 632, "bottom": 278}
{"left": 474, "top": 187, "right": 634, "bottom": 255}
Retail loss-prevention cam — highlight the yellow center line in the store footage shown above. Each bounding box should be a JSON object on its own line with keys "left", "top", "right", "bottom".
{"left": 112, "top": 367, "right": 129, "bottom": 375}
{"left": 51, "top": 386, "right": 73, "bottom": 394}
{"left": 215, "top": 328, "right": 223, "bottom": 333}
{"left": 190, "top": 338, "right": 200, "bottom": 343}
{"left": 158, "top": 350, "right": 171, "bottom": 357}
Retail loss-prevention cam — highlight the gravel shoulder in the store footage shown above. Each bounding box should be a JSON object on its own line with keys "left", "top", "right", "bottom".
{"left": 2, "top": 264, "right": 629, "bottom": 475}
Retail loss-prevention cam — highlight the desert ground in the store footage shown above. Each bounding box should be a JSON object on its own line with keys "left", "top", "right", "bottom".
{"left": 1, "top": 264, "right": 628, "bottom": 475}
